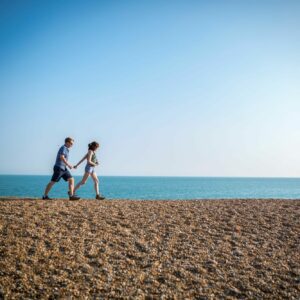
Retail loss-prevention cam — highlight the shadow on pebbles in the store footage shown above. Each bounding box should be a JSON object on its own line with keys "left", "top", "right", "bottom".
{"left": 0, "top": 198, "right": 299, "bottom": 299}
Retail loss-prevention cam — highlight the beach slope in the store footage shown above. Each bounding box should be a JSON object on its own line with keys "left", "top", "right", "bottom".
{"left": 0, "top": 199, "right": 299, "bottom": 298}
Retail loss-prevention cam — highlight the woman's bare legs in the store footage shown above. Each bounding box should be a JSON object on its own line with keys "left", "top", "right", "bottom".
{"left": 91, "top": 172, "right": 99, "bottom": 195}
{"left": 74, "top": 172, "right": 90, "bottom": 193}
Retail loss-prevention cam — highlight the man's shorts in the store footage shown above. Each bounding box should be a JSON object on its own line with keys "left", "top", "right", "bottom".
{"left": 51, "top": 166, "right": 72, "bottom": 182}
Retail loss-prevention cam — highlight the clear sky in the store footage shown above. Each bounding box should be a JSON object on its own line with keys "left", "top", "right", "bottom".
{"left": 0, "top": 0, "right": 300, "bottom": 177}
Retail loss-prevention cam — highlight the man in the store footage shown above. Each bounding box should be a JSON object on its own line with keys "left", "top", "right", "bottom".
{"left": 43, "top": 137, "right": 80, "bottom": 200}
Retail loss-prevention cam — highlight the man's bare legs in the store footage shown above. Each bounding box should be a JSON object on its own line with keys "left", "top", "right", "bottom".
{"left": 44, "top": 181, "right": 56, "bottom": 196}
{"left": 68, "top": 177, "right": 75, "bottom": 196}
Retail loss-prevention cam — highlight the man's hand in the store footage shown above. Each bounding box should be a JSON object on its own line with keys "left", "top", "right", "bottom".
{"left": 68, "top": 165, "right": 73, "bottom": 169}
{"left": 74, "top": 165, "right": 78, "bottom": 169}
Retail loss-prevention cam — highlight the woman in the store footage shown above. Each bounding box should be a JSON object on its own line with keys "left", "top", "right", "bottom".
{"left": 74, "top": 141, "right": 105, "bottom": 200}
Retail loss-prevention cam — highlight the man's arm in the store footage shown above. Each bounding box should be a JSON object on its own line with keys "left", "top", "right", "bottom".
{"left": 60, "top": 155, "right": 73, "bottom": 169}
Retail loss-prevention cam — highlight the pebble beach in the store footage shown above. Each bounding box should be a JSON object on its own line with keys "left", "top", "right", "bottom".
{"left": 0, "top": 198, "right": 299, "bottom": 299}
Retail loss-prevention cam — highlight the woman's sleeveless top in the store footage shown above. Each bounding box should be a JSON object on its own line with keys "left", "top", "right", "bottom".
{"left": 91, "top": 152, "right": 98, "bottom": 164}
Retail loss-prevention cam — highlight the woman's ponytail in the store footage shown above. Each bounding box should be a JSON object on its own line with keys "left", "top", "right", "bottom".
{"left": 88, "top": 141, "right": 99, "bottom": 151}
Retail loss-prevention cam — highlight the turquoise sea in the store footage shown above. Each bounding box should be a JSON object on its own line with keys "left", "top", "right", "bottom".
{"left": 0, "top": 175, "right": 300, "bottom": 199}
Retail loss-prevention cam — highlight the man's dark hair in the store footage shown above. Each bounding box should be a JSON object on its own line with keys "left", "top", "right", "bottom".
{"left": 65, "top": 137, "right": 74, "bottom": 143}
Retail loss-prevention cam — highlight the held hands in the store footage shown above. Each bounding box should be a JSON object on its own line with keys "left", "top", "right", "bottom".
{"left": 68, "top": 163, "right": 97, "bottom": 169}
{"left": 68, "top": 164, "right": 79, "bottom": 169}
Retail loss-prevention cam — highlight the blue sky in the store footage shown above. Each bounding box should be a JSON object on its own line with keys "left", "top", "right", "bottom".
{"left": 0, "top": 0, "right": 300, "bottom": 176}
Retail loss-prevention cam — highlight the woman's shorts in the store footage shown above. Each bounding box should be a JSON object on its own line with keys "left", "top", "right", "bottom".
{"left": 51, "top": 166, "right": 72, "bottom": 182}
{"left": 85, "top": 164, "right": 95, "bottom": 174}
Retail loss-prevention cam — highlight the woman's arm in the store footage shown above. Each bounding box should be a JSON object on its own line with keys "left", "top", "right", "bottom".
{"left": 75, "top": 153, "right": 88, "bottom": 168}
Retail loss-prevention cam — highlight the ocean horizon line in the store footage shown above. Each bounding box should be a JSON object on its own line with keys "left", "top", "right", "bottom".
{"left": 1, "top": 174, "right": 300, "bottom": 179}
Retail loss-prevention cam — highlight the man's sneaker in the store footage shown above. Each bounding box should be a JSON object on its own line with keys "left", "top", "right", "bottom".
{"left": 42, "top": 195, "right": 52, "bottom": 200}
{"left": 69, "top": 195, "right": 80, "bottom": 201}
{"left": 96, "top": 194, "right": 105, "bottom": 200}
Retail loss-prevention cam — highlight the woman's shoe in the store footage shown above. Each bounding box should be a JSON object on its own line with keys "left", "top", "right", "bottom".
{"left": 96, "top": 194, "right": 105, "bottom": 200}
